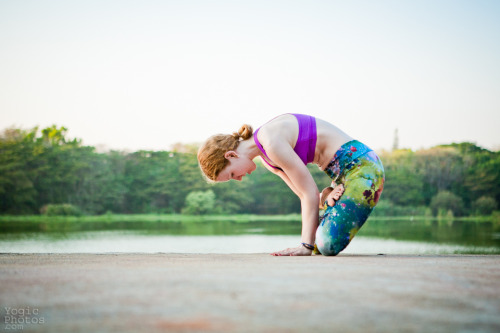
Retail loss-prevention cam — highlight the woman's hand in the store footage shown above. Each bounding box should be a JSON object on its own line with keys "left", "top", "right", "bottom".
{"left": 271, "top": 245, "right": 312, "bottom": 256}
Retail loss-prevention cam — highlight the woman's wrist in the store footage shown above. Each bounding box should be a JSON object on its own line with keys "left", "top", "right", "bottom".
{"left": 301, "top": 242, "right": 315, "bottom": 250}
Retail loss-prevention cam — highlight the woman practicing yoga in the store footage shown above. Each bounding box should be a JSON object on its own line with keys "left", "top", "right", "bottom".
{"left": 197, "top": 114, "right": 385, "bottom": 256}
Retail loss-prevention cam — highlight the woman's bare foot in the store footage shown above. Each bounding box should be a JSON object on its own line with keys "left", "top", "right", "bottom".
{"left": 319, "top": 186, "right": 334, "bottom": 208}
{"left": 330, "top": 184, "right": 344, "bottom": 202}
{"left": 320, "top": 184, "right": 345, "bottom": 207}
{"left": 271, "top": 245, "right": 312, "bottom": 256}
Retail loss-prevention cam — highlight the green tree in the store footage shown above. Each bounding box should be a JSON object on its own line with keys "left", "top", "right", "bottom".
{"left": 0, "top": 128, "right": 38, "bottom": 213}
{"left": 211, "top": 179, "right": 254, "bottom": 214}
{"left": 182, "top": 190, "right": 218, "bottom": 214}
{"left": 1, "top": 125, "right": 102, "bottom": 214}
{"left": 379, "top": 149, "right": 426, "bottom": 206}
{"left": 416, "top": 146, "right": 465, "bottom": 194}
{"left": 471, "top": 196, "right": 498, "bottom": 216}
{"left": 244, "top": 162, "right": 300, "bottom": 214}
{"left": 32, "top": 127, "right": 93, "bottom": 212}
{"left": 3, "top": 123, "right": 499, "bottom": 217}
{"left": 430, "top": 191, "right": 464, "bottom": 217}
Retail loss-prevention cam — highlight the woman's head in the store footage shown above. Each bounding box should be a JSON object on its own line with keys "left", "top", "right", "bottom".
{"left": 197, "top": 124, "right": 253, "bottom": 182}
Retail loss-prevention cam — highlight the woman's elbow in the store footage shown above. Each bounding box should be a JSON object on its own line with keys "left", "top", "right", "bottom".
{"left": 300, "top": 191, "right": 319, "bottom": 205}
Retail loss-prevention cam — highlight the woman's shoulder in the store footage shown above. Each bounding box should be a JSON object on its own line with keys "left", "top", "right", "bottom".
{"left": 260, "top": 114, "right": 298, "bottom": 131}
{"left": 257, "top": 114, "right": 298, "bottom": 147}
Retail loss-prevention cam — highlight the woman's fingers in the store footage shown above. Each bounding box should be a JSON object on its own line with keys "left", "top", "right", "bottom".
{"left": 271, "top": 248, "right": 292, "bottom": 256}
{"left": 271, "top": 246, "right": 312, "bottom": 256}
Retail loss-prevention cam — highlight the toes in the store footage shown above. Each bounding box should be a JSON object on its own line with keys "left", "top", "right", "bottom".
{"left": 332, "top": 184, "right": 345, "bottom": 199}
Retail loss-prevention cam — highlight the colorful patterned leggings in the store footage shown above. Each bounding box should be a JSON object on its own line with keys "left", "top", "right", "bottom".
{"left": 315, "top": 140, "right": 385, "bottom": 256}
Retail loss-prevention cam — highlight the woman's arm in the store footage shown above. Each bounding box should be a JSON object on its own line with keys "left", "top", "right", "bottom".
{"left": 264, "top": 140, "right": 320, "bottom": 256}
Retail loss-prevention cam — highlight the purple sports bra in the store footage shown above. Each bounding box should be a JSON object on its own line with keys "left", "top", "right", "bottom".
{"left": 253, "top": 114, "right": 317, "bottom": 171}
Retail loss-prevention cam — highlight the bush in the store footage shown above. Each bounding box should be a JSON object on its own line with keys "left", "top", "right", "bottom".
{"left": 429, "top": 191, "right": 464, "bottom": 217}
{"left": 471, "top": 196, "right": 498, "bottom": 215}
{"left": 182, "top": 190, "right": 220, "bottom": 215}
{"left": 370, "top": 199, "right": 428, "bottom": 217}
{"left": 41, "top": 204, "right": 82, "bottom": 216}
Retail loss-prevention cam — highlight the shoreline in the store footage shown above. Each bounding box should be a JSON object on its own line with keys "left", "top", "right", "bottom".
{"left": 1, "top": 253, "right": 499, "bottom": 332}
{"left": 1, "top": 213, "right": 498, "bottom": 224}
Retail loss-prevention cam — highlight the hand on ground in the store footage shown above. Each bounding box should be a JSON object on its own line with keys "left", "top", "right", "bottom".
{"left": 271, "top": 245, "right": 312, "bottom": 256}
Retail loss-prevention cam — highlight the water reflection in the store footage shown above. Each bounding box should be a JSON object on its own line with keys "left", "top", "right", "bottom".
{"left": 0, "top": 218, "right": 499, "bottom": 254}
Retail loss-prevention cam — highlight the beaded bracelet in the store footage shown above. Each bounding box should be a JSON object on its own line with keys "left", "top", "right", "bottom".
{"left": 301, "top": 242, "right": 315, "bottom": 250}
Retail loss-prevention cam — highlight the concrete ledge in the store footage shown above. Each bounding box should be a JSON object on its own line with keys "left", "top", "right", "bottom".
{"left": 1, "top": 253, "right": 499, "bottom": 332}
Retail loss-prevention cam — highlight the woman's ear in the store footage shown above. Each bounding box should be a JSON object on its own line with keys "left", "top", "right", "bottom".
{"left": 224, "top": 151, "right": 238, "bottom": 159}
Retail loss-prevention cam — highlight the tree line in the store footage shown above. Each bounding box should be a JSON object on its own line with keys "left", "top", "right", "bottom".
{"left": 1, "top": 126, "right": 499, "bottom": 216}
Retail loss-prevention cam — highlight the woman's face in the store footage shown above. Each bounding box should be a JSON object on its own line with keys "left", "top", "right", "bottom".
{"left": 216, "top": 151, "right": 256, "bottom": 182}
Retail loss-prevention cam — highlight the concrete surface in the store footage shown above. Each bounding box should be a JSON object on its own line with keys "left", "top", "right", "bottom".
{"left": 0, "top": 253, "right": 499, "bottom": 333}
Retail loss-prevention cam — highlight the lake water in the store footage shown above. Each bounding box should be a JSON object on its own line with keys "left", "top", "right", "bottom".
{"left": 1, "top": 219, "right": 499, "bottom": 255}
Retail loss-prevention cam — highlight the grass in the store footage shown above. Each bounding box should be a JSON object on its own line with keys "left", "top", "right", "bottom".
{"left": 0, "top": 212, "right": 498, "bottom": 225}
{"left": 369, "top": 215, "right": 499, "bottom": 223}
{"left": 0, "top": 213, "right": 303, "bottom": 224}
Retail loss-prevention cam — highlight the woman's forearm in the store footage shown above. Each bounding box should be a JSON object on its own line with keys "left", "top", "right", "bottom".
{"left": 300, "top": 194, "right": 320, "bottom": 244}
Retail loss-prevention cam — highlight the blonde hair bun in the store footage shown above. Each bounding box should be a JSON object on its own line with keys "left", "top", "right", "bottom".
{"left": 233, "top": 124, "right": 253, "bottom": 141}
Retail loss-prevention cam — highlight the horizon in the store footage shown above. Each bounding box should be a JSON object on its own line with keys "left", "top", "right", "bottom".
{"left": 2, "top": 123, "right": 497, "bottom": 154}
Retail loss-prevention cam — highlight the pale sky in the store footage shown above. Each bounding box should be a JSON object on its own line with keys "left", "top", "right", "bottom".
{"left": 1, "top": 0, "right": 499, "bottom": 152}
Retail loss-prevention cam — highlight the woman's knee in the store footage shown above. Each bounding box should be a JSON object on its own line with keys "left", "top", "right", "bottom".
{"left": 317, "top": 243, "right": 343, "bottom": 256}
{"left": 315, "top": 225, "right": 350, "bottom": 256}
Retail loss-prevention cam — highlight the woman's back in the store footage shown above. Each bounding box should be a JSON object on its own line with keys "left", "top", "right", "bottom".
{"left": 255, "top": 114, "right": 353, "bottom": 170}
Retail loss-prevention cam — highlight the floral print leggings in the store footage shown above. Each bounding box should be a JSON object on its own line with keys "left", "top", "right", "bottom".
{"left": 315, "top": 140, "right": 385, "bottom": 256}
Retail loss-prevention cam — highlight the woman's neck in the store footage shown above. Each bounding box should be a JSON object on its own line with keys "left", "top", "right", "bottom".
{"left": 238, "top": 137, "right": 261, "bottom": 160}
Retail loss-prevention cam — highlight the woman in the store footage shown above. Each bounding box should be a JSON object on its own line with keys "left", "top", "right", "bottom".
{"left": 197, "top": 113, "right": 385, "bottom": 256}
